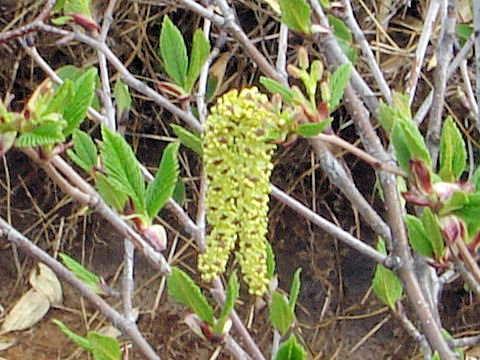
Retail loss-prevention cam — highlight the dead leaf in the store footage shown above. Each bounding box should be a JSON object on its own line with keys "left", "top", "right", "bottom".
{"left": 29, "top": 263, "right": 63, "bottom": 306}
{"left": 263, "top": 0, "right": 280, "bottom": 14}
{"left": 0, "top": 289, "right": 50, "bottom": 334}
{"left": 0, "top": 334, "right": 17, "bottom": 351}
{"left": 97, "top": 325, "right": 122, "bottom": 339}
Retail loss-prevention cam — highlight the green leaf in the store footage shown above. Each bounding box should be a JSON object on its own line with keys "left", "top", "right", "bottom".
{"left": 52, "top": 319, "right": 93, "bottom": 353}
{"left": 167, "top": 267, "right": 215, "bottom": 325}
{"left": 421, "top": 208, "right": 444, "bottom": 259}
{"left": 260, "top": 77, "right": 295, "bottom": 105}
{"left": 270, "top": 291, "right": 294, "bottom": 335}
{"left": 278, "top": 0, "right": 311, "bottom": 34}
{"left": 392, "top": 92, "right": 412, "bottom": 120}
{"left": 95, "top": 172, "right": 128, "bottom": 212}
{"left": 53, "top": 0, "right": 67, "bottom": 12}
{"left": 64, "top": 0, "right": 92, "bottom": 18}
{"left": 329, "top": 63, "right": 351, "bottom": 111}
{"left": 16, "top": 122, "right": 65, "bottom": 147}
{"left": 438, "top": 191, "right": 470, "bottom": 216}
{"left": 274, "top": 334, "right": 307, "bottom": 360}
{"left": 456, "top": 24, "right": 473, "bottom": 46}
{"left": 454, "top": 193, "right": 480, "bottom": 230}
{"left": 160, "top": 16, "right": 188, "bottom": 88}
{"left": 405, "top": 215, "right": 433, "bottom": 257}
{"left": 58, "top": 253, "right": 104, "bottom": 295}
{"left": 378, "top": 101, "right": 397, "bottom": 133}
{"left": 146, "top": 142, "right": 180, "bottom": 221}
{"left": 213, "top": 272, "right": 239, "bottom": 334}
{"left": 327, "top": 15, "right": 352, "bottom": 43}
{"left": 185, "top": 30, "right": 211, "bottom": 93}
{"left": 171, "top": 124, "right": 203, "bottom": 155}
{"left": 47, "top": 79, "right": 74, "bottom": 114}
{"left": 297, "top": 118, "right": 332, "bottom": 137}
{"left": 63, "top": 68, "right": 97, "bottom": 135}
{"left": 113, "top": 79, "right": 131, "bottom": 119}
{"left": 439, "top": 117, "right": 466, "bottom": 181}
{"left": 100, "top": 126, "right": 146, "bottom": 214}
{"left": 432, "top": 351, "right": 441, "bottom": 360}
{"left": 266, "top": 240, "right": 276, "bottom": 279}
{"left": 67, "top": 129, "right": 97, "bottom": 173}
{"left": 372, "top": 238, "right": 402, "bottom": 311}
{"left": 88, "top": 332, "right": 121, "bottom": 360}
{"left": 289, "top": 268, "right": 301, "bottom": 311}
{"left": 472, "top": 165, "right": 480, "bottom": 192}
{"left": 172, "top": 178, "right": 186, "bottom": 205}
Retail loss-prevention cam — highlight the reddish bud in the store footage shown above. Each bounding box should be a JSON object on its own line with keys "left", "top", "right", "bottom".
{"left": 71, "top": 13, "right": 98, "bottom": 33}
{"left": 439, "top": 215, "right": 466, "bottom": 244}
{"left": 433, "top": 181, "right": 474, "bottom": 201}
{"left": 141, "top": 224, "right": 167, "bottom": 251}
{"left": 410, "top": 159, "right": 433, "bottom": 194}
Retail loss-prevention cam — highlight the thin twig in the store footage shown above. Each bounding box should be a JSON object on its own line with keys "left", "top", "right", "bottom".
{"left": 0, "top": 217, "right": 161, "bottom": 360}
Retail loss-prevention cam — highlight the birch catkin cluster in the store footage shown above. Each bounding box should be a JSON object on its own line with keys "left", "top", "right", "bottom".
{"left": 198, "top": 87, "right": 277, "bottom": 296}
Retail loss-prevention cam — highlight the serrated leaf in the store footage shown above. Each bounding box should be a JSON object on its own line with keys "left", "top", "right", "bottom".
{"left": 260, "top": 77, "right": 295, "bottom": 105}
{"left": 100, "top": 126, "right": 146, "bottom": 214}
{"left": 160, "top": 16, "right": 188, "bottom": 88}
{"left": 297, "top": 118, "right": 332, "bottom": 137}
{"left": 289, "top": 268, "right": 301, "bottom": 311}
{"left": 52, "top": 319, "right": 93, "bottom": 352}
{"left": 167, "top": 267, "right": 214, "bottom": 325}
{"left": 274, "top": 334, "right": 306, "bottom": 360}
{"left": 270, "top": 291, "right": 294, "bottom": 335}
{"left": 421, "top": 208, "right": 444, "bottom": 259}
{"left": 63, "top": 68, "right": 97, "bottom": 135}
{"left": 405, "top": 215, "right": 433, "bottom": 257}
{"left": 146, "top": 142, "right": 180, "bottom": 221}
{"left": 266, "top": 240, "right": 276, "bottom": 279}
{"left": 95, "top": 172, "right": 128, "bottom": 212}
{"left": 372, "top": 238, "right": 402, "bottom": 311}
{"left": 113, "top": 79, "right": 131, "bottom": 118}
{"left": 47, "top": 79, "right": 74, "bottom": 114}
{"left": 67, "top": 129, "right": 97, "bottom": 173}
{"left": 88, "top": 332, "right": 121, "bottom": 360}
{"left": 16, "top": 122, "right": 65, "bottom": 147}
{"left": 185, "top": 30, "right": 210, "bottom": 93}
{"left": 213, "top": 272, "right": 239, "bottom": 334}
{"left": 392, "top": 92, "right": 412, "bottom": 120}
{"left": 278, "top": 0, "right": 311, "bottom": 34}
{"left": 439, "top": 117, "right": 466, "bottom": 181}
{"left": 329, "top": 63, "right": 351, "bottom": 110}
{"left": 64, "top": 0, "right": 92, "bottom": 18}
{"left": 171, "top": 124, "right": 203, "bottom": 155}
{"left": 327, "top": 15, "right": 352, "bottom": 42}
{"left": 59, "top": 253, "right": 104, "bottom": 295}
{"left": 392, "top": 119, "right": 431, "bottom": 173}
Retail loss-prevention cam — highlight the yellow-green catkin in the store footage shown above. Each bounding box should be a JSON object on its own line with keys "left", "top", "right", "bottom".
{"left": 198, "top": 87, "right": 276, "bottom": 296}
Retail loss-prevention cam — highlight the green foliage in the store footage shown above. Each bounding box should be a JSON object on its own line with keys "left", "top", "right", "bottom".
{"left": 159, "top": 17, "right": 210, "bottom": 93}
{"left": 260, "top": 77, "right": 295, "bottom": 105}
{"left": 274, "top": 334, "right": 307, "bottom": 360}
{"left": 16, "top": 122, "right": 65, "bottom": 147}
{"left": 278, "top": 0, "right": 311, "bottom": 34}
{"left": 145, "top": 142, "right": 180, "bottom": 221}
{"left": 171, "top": 124, "right": 203, "bottom": 155}
{"left": 456, "top": 24, "right": 473, "bottom": 46}
{"left": 438, "top": 117, "right": 466, "bottom": 181}
{"left": 172, "top": 178, "right": 186, "bottom": 205}
{"left": 472, "top": 165, "right": 480, "bottom": 192}
{"left": 405, "top": 215, "right": 433, "bottom": 257}
{"left": 328, "top": 63, "right": 351, "bottom": 111}
{"left": 327, "top": 15, "right": 357, "bottom": 62}
{"left": 266, "top": 240, "right": 276, "bottom": 279}
{"left": 289, "top": 268, "right": 301, "bottom": 312}
{"left": 88, "top": 332, "right": 121, "bottom": 360}
{"left": 53, "top": 319, "right": 121, "bottom": 360}
{"left": 62, "top": 68, "right": 97, "bottom": 135}
{"left": 372, "top": 238, "right": 402, "bottom": 310}
{"left": 67, "top": 129, "right": 97, "bottom": 173}
{"left": 270, "top": 291, "right": 294, "bottom": 335}
{"left": 297, "top": 119, "right": 332, "bottom": 137}
{"left": 185, "top": 30, "right": 211, "bottom": 93}
{"left": 213, "top": 272, "right": 239, "bottom": 334}
{"left": 167, "top": 267, "right": 215, "bottom": 325}
{"left": 113, "top": 79, "right": 131, "bottom": 119}
{"left": 63, "top": 0, "right": 92, "bottom": 18}
{"left": 160, "top": 16, "right": 188, "bottom": 88}
{"left": 421, "top": 208, "right": 445, "bottom": 259}
{"left": 95, "top": 172, "right": 128, "bottom": 212}
{"left": 58, "top": 253, "right": 104, "bottom": 295}
{"left": 53, "top": 319, "right": 93, "bottom": 352}
{"left": 100, "top": 126, "right": 146, "bottom": 216}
